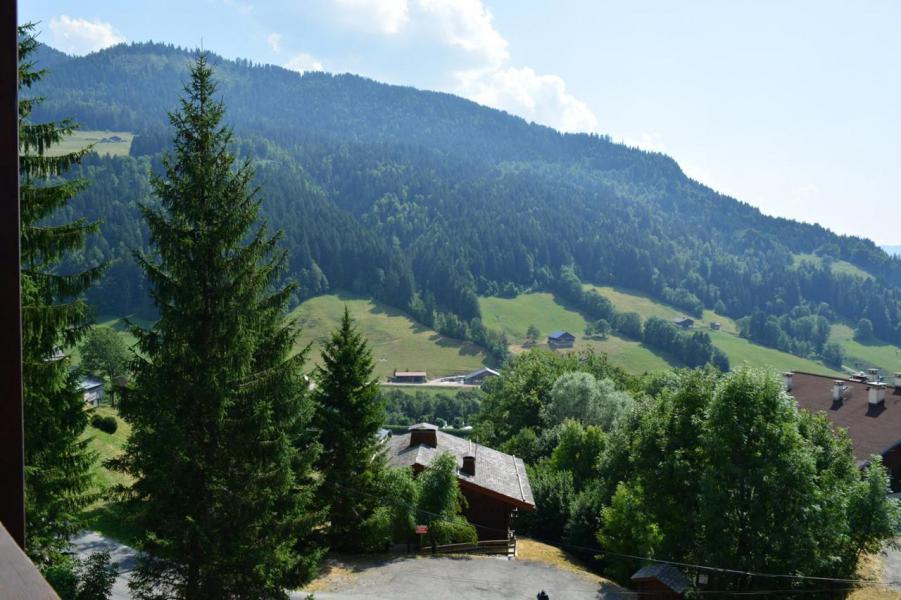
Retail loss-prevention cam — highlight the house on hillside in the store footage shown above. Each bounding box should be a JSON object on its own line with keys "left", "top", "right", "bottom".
{"left": 385, "top": 423, "right": 535, "bottom": 540}
{"left": 547, "top": 330, "right": 575, "bottom": 349}
{"left": 784, "top": 370, "right": 901, "bottom": 490}
{"left": 709, "top": 321, "right": 721, "bottom": 331}
{"left": 672, "top": 316, "right": 694, "bottom": 329}
{"left": 79, "top": 376, "right": 105, "bottom": 407}
{"left": 392, "top": 370, "right": 427, "bottom": 384}
{"left": 462, "top": 367, "right": 500, "bottom": 386}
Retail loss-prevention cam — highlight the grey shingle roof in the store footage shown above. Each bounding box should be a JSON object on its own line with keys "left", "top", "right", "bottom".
{"left": 385, "top": 429, "right": 535, "bottom": 510}
{"left": 548, "top": 331, "right": 574, "bottom": 340}
{"left": 631, "top": 564, "right": 690, "bottom": 593}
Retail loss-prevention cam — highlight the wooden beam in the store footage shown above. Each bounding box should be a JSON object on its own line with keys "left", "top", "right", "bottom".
{"left": 0, "top": 523, "right": 60, "bottom": 599}
{"left": 0, "top": 1, "right": 25, "bottom": 548}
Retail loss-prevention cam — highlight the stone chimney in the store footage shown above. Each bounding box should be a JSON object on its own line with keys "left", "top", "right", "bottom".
{"left": 461, "top": 453, "right": 476, "bottom": 476}
{"left": 783, "top": 372, "right": 793, "bottom": 392}
{"left": 867, "top": 368, "right": 880, "bottom": 383}
{"left": 832, "top": 380, "right": 844, "bottom": 403}
{"left": 868, "top": 383, "right": 887, "bottom": 407}
{"left": 895, "top": 372, "right": 901, "bottom": 390}
{"left": 408, "top": 423, "right": 438, "bottom": 448}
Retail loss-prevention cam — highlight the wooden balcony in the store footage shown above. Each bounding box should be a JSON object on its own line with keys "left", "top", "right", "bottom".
{"left": 0, "top": 523, "right": 60, "bottom": 599}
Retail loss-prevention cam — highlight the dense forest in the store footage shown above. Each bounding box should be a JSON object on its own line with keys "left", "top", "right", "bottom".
{"left": 31, "top": 42, "right": 901, "bottom": 364}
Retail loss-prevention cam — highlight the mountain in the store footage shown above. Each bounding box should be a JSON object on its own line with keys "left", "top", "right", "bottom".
{"left": 883, "top": 245, "right": 901, "bottom": 257}
{"left": 28, "top": 41, "right": 901, "bottom": 362}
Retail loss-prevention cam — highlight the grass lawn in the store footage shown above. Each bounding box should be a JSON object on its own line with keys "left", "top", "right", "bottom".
{"left": 290, "top": 292, "right": 491, "bottom": 379}
{"left": 793, "top": 253, "right": 873, "bottom": 280}
{"left": 830, "top": 323, "right": 901, "bottom": 374}
{"left": 480, "top": 292, "right": 674, "bottom": 374}
{"left": 45, "top": 130, "right": 134, "bottom": 158}
{"left": 585, "top": 284, "right": 845, "bottom": 376}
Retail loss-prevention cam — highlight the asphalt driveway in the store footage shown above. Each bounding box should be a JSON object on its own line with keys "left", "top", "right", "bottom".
{"left": 293, "top": 554, "right": 625, "bottom": 600}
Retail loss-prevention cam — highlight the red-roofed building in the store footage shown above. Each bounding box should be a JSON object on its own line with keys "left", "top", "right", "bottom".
{"left": 785, "top": 371, "right": 901, "bottom": 489}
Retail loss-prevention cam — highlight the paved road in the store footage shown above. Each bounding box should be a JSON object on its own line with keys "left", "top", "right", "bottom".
{"left": 884, "top": 537, "right": 901, "bottom": 590}
{"left": 71, "top": 531, "right": 137, "bottom": 600}
{"left": 293, "top": 555, "right": 625, "bottom": 600}
{"left": 73, "top": 532, "right": 623, "bottom": 600}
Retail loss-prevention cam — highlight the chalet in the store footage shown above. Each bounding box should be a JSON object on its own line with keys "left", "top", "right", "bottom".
{"left": 392, "top": 370, "right": 427, "bottom": 384}
{"left": 385, "top": 423, "right": 535, "bottom": 540}
{"left": 784, "top": 371, "right": 901, "bottom": 489}
{"left": 547, "top": 330, "right": 575, "bottom": 349}
{"left": 79, "top": 376, "right": 105, "bottom": 406}
{"left": 709, "top": 321, "right": 721, "bottom": 331}
{"left": 672, "top": 316, "right": 694, "bottom": 329}
{"left": 462, "top": 367, "right": 500, "bottom": 386}
{"left": 631, "top": 564, "right": 690, "bottom": 599}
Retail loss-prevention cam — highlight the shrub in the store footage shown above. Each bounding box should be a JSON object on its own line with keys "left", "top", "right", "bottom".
{"left": 91, "top": 414, "right": 118, "bottom": 434}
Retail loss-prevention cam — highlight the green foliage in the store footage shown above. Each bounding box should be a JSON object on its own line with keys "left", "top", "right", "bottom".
{"left": 314, "top": 307, "right": 387, "bottom": 547}
{"left": 526, "top": 324, "right": 540, "bottom": 342}
{"left": 549, "top": 420, "right": 606, "bottom": 491}
{"left": 18, "top": 23, "right": 103, "bottom": 569}
{"left": 822, "top": 341, "right": 845, "bottom": 368}
{"left": 80, "top": 327, "right": 130, "bottom": 381}
{"left": 594, "top": 368, "right": 901, "bottom": 592}
{"left": 90, "top": 414, "right": 118, "bottom": 434}
{"left": 518, "top": 461, "right": 575, "bottom": 542}
{"left": 359, "top": 467, "right": 419, "bottom": 550}
{"left": 416, "top": 453, "right": 478, "bottom": 546}
{"left": 45, "top": 551, "right": 117, "bottom": 600}
{"left": 118, "top": 55, "right": 323, "bottom": 598}
{"left": 543, "top": 372, "right": 634, "bottom": 431}
{"left": 383, "top": 387, "right": 481, "bottom": 426}
{"left": 855, "top": 317, "right": 875, "bottom": 342}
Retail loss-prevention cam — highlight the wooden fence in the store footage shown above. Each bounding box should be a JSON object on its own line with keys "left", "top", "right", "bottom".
{"left": 423, "top": 537, "right": 516, "bottom": 558}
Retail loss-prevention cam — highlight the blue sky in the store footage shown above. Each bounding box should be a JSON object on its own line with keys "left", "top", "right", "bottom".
{"left": 20, "top": 0, "right": 901, "bottom": 245}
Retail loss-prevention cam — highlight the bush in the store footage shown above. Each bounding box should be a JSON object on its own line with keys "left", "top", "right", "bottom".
{"left": 90, "top": 414, "right": 118, "bottom": 434}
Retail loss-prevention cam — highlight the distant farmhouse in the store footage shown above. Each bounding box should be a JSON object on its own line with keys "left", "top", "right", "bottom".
{"left": 79, "top": 376, "right": 105, "bottom": 406}
{"left": 784, "top": 370, "right": 901, "bottom": 490}
{"left": 391, "top": 370, "right": 427, "bottom": 384}
{"left": 462, "top": 367, "right": 500, "bottom": 386}
{"left": 547, "top": 330, "right": 575, "bottom": 349}
{"left": 385, "top": 423, "right": 535, "bottom": 540}
{"left": 709, "top": 321, "right": 721, "bottom": 331}
{"left": 672, "top": 316, "right": 694, "bottom": 329}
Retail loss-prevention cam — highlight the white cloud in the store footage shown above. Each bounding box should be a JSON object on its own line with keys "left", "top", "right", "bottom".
{"left": 48, "top": 15, "right": 125, "bottom": 55}
{"left": 332, "top": 0, "right": 410, "bottom": 34}
{"left": 267, "top": 32, "right": 283, "bottom": 53}
{"left": 284, "top": 53, "right": 324, "bottom": 74}
{"left": 416, "top": 0, "right": 508, "bottom": 67}
{"left": 455, "top": 66, "right": 598, "bottom": 133}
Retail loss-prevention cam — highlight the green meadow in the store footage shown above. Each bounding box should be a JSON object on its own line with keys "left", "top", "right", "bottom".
{"left": 46, "top": 129, "right": 134, "bottom": 158}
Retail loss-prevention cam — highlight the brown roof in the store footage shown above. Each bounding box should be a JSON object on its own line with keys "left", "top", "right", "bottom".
{"left": 385, "top": 427, "right": 535, "bottom": 510}
{"left": 788, "top": 372, "right": 901, "bottom": 466}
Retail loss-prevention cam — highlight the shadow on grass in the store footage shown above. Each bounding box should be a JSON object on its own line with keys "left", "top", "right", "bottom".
{"left": 83, "top": 500, "right": 143, "bottom": 548}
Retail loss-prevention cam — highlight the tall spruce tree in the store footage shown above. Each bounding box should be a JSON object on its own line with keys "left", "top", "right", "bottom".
{"left": 314, "top": 307, "right": 386, "bottom": 546}
{"left": 18, "top": 24, "right": 103, "bottom": 567}
{"left": 118, "top": 55, "right": 323, "bottom": 599}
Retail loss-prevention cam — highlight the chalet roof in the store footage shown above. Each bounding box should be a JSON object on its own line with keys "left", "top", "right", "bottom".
{"left": 631, "top": 564, "right": 690, "bottom": 594}
{"left": 672, "top": 316, "right": 694, "bottom": 323}
{"left": 548, "top": 331, "right": 574, "bottom": 339}
{"left": 78, "top": 376, "right": 104, "bottom": 391}
{"left": 463, "top": 367, "right": 500, "bottom": 378}
{"left": 788, "top": 372, "right": 901, "bottom": 466}
{"left": 385, "top": 428, "right": 535, "bottom": 511}
{"left": 394, "top": 371, "right": 427, "bottom": 377}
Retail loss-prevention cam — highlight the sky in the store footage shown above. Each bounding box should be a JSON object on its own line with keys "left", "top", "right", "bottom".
{"left": 19, "top": 0, "right": 901, "bottom": 245}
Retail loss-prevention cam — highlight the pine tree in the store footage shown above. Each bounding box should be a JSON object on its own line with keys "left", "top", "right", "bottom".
{"left": 18, "top": 24, "right": 103, "bottom": 567}
{"left": 314, "top": 307, "right": 386, "bottom": 547}
{"left": 118, "top": 55, "right": 323, "bottom": 599}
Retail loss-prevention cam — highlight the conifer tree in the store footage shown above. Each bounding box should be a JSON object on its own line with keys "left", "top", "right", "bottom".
{"left": 314, "top": 307, "right": 386, "bottom": 546}
{"left": 119, "top": 55, "right": 323, "bottom": 599}
{"left": 18, "top": 24, "right": 103, "bottom": 567}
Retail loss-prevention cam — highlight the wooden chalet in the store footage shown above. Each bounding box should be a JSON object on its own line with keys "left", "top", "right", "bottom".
{"left": 547, "top": 330, "right": 575, "bottom": 349}
{"left": 672, "top": 316, "right": 694, "bottom": 329}
{"left": 385, "top": 423, "right": 535, "bottom": 540}
{"left": 462, "top": 367, "right": 500, "bottom": 386}
{"left": 784, "top": 371, "right": 901, "bottom": 489}
{"left": 631, "top": 564, "right": 690, "bottom": 599}
{"left": 392, "top": 370, "right": 427, "bottom": 384}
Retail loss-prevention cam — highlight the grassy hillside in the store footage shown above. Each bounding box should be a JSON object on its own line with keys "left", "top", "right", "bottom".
{"left": 290, "top": 293, "right": 490, "bottom": 379}
{"left": 830, "top": 323, "right": 901, "bottom": 375}
{"left": 793, "top": 253, "right": 873, "bottom": 280}
{"left": 479, "top": 293, "right": 673, "bottom": 374}
{"left": 585, "top": 284, "right": 845, "bottom": 377}
{"left": 47, "top": 129, "right": 134, "bottom": 157}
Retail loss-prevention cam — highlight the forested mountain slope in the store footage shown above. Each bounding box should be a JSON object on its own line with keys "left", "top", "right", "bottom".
{"left": 30, "top": 42, "right": 901, "bottom": 361}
